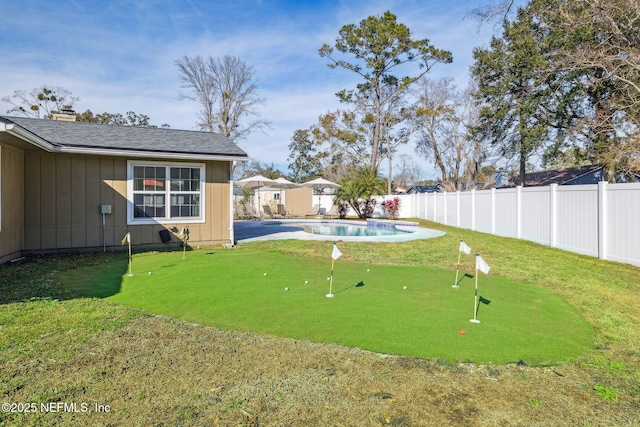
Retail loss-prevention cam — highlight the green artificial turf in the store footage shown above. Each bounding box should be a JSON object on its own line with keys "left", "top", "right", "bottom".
{"left": 58, "top": 249, "right": 593, "bottom": 365}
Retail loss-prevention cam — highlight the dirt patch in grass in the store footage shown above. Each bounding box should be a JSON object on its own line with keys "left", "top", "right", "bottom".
{"left": 2, "top": 314, "right": 637, "bottom": 426}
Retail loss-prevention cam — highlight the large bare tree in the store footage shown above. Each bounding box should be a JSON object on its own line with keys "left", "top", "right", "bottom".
{"left": 554, "top": 0, "right": 640, "bottom": 102}
{"left": 176, "top": 55, "right": 269, "bottom": 142}
{"left": 393, "top": 153, "right": 424, "bottom": 188}
{"left": 412, "top": 77, "right": 485, "bottom": 188}
{"left": 551, "top": 0, "right": 640, "bottom": 178}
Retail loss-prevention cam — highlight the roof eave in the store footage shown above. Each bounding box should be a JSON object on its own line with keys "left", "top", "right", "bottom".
{"left": 56, "top": 146, "right": 249, "bottom": 162}
{"left": 4, "top": 123, "right": 57, "bottom": 151}
{"left": 561, "top": 166, "right": 602, "bottom": 185}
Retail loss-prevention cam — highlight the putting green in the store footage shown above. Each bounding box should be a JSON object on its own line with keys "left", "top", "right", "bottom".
{"left": 58, "top": 250, "right": 593, "bottom": 365}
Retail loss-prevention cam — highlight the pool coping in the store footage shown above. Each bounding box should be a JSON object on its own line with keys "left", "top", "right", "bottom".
{"left": 234, "top": 219, "right": 446, "bottom": 243}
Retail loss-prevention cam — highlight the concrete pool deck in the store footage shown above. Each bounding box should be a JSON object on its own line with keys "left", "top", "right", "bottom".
{"left": 234, "top": 219, "right": 446, "bottom": 243}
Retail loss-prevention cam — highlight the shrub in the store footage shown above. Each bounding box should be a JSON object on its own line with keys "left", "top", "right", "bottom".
{"left": 382, "top": 197, "right": 401, "bottom": 220}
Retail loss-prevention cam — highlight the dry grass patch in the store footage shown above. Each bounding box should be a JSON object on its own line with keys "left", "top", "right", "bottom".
{"left": 2, "top": 315, "right": 638, "bottom": 426}
{"left": 1, "top": 221, "right": 639, "bottom": 426}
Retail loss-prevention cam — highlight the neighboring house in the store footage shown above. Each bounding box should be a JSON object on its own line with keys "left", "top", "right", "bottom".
{"left": 511, "top": 165, "right": 639, "bottom": 187}
{"left": 0, "top": 116, "right": 248, "bottom": 263}
{"left": 392, "top": 184, "right": 408, "bottom": 194}
{"left": 406, "top": 185, "right": 441, "bottom": 194}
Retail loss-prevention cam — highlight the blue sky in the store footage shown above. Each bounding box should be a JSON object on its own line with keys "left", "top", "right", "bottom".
{"left": 0, "top": 0, "right": 518, "bottom": 179}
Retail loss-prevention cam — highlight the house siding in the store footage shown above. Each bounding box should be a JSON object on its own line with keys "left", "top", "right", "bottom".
{"left": 0, "top": 143, "right": 25, "bottom": 262}
{"left": 283, "top": 187, "right": 313, "bottom": 216}
{"left": 23, "top": 151, "right": 232, "bottom": 253}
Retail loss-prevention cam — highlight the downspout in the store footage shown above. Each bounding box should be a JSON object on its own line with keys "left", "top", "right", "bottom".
{"left": 229, "top": 161, "right": 236, "bottom": 245}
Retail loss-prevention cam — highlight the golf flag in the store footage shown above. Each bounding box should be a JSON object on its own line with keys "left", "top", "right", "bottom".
{"left": 471, "top": 254, "right": 490, "bottom": 323}
{"left": 476, "top": 255, "right": 490, "bottom": 275}
{"left": 327, "top": 244, "right": 342, "bottom": 298}
{"left": 179, "top": 226, "right": 190, "bottom": 259}
{"left": 179, "top": 226, "right": 189, "bottom": 241}
{"left": 121, "top": 232, "right": 130, "bottom": 245}
{"left": 453, "top": 240, "right": 471, "bottom": 288}
{"left": 332, "top": 244, "right": 342, "bottom": 260}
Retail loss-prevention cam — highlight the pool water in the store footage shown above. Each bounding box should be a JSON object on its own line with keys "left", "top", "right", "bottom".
{"left": 294, "top": 222, "right": 411, "bottom": 237}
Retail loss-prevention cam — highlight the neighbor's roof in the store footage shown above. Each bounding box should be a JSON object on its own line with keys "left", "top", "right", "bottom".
{"left": 0, "top": 116, "right": 248, "bottom": 161}
{"left": 511, "top": 165, "right": 602, "bottom": 186}
{"left": 406, "top": 185, "right": 441, "bottom": 194}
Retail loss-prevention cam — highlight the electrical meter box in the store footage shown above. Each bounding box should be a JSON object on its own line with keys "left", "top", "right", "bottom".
{"left": 100, "top": 205, "right": 112, "bottom": 215}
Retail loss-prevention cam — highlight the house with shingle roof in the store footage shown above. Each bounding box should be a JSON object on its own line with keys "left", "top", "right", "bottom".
{"left": 0, "top": 115, "right": 248, "bottom": 263}
{"left": 510, "top": 165, "right": 604, "bottom": 187}
{"left": 506, "top": 165, "right": 639, "bottom": 188}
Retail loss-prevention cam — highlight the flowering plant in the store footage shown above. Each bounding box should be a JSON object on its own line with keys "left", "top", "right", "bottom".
{"left": 337, "top": 202, "right": 350, "bottom": 219}
{"left": 381, "top": 197, "right": 401, "bottom": 220}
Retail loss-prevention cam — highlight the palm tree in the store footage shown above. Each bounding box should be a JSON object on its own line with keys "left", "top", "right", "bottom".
{"left": 334, "top": 168, "right": 386, "bottom": 218}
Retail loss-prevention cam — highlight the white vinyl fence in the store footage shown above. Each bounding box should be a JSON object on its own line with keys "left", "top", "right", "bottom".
{"left": 376, "top": 182, "right": 640, "bottom": 267}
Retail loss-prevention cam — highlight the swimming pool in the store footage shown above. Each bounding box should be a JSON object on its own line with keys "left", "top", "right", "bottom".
{"left": 234, "top": 219, "right": 446, "bottom": 243}
{"left": 270, "top": 221, "right": 411, "bottom": 237}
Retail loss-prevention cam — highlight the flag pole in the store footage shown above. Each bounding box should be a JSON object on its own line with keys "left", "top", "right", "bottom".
{"left": 453, "top": 243, "right": 462, "bottom": 288}
{"left": 121, "top": 232, "right": 133, "bottom": 276}
{"left": 182, "top": 226, "right": 189, "bottom": 260}
{"left": 470, "top": 254, "right": 480, "bottom": 323}
{"left": 327, "top": 257, "right": 335, "bottom": 298}
{"left": 127, "top": 235, "right": 133, "bottom": 276}
{"left": 183, "top": 238, "right": 186, "bottom": 260}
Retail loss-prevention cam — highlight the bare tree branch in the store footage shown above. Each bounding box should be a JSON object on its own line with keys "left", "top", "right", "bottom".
{"left": 412, "top": 77, "right": 486, "bottom": 187}
{"left": 1, "top": 85, "right": 78, "bottom": 118}
{"left": 176, "top": 55, "right": 270, "bottom": 142}
{"left": 466, "top": 0, "right": 517, "bottom": 27}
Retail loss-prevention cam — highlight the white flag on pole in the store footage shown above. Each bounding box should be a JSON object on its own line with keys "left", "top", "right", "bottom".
{"left": 332, "top": 244, "right": 342, "bottom": 260}
{"left": 121, "top": 232, "right": 130, "bottom": 245}
{"left": 459, "top": 241, "right": 471, "bottom": 255}
{"left": 476, "top": 254, "right": 490, "bottom": 274}
{"left": 179, "top": 226, "right": 189, "bottom": 241}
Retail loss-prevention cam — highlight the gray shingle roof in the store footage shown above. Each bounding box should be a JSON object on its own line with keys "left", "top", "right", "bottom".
{"left": 511, "top": 165, "right": 602, "bottom": 186}
{"left": 1, "top": 116, "right": 248, "bottom": 159}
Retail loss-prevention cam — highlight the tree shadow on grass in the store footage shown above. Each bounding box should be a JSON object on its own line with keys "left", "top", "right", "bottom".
{"left": 60, "top": 258, "right": 128, "bottom": 298}
{"left": 1, "top": 250, "right": 141, "bottom": 304}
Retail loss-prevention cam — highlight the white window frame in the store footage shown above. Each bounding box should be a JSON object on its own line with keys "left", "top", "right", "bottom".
{"left": 127, "top": 160, "right": 206, "bottom": 225}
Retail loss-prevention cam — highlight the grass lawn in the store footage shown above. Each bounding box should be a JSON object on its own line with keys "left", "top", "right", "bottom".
{"left": 58, "top": 247, "right": 592, "bottom": 366}
{"left": 2, "top": 220, "right": 638, "bottom": 426}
